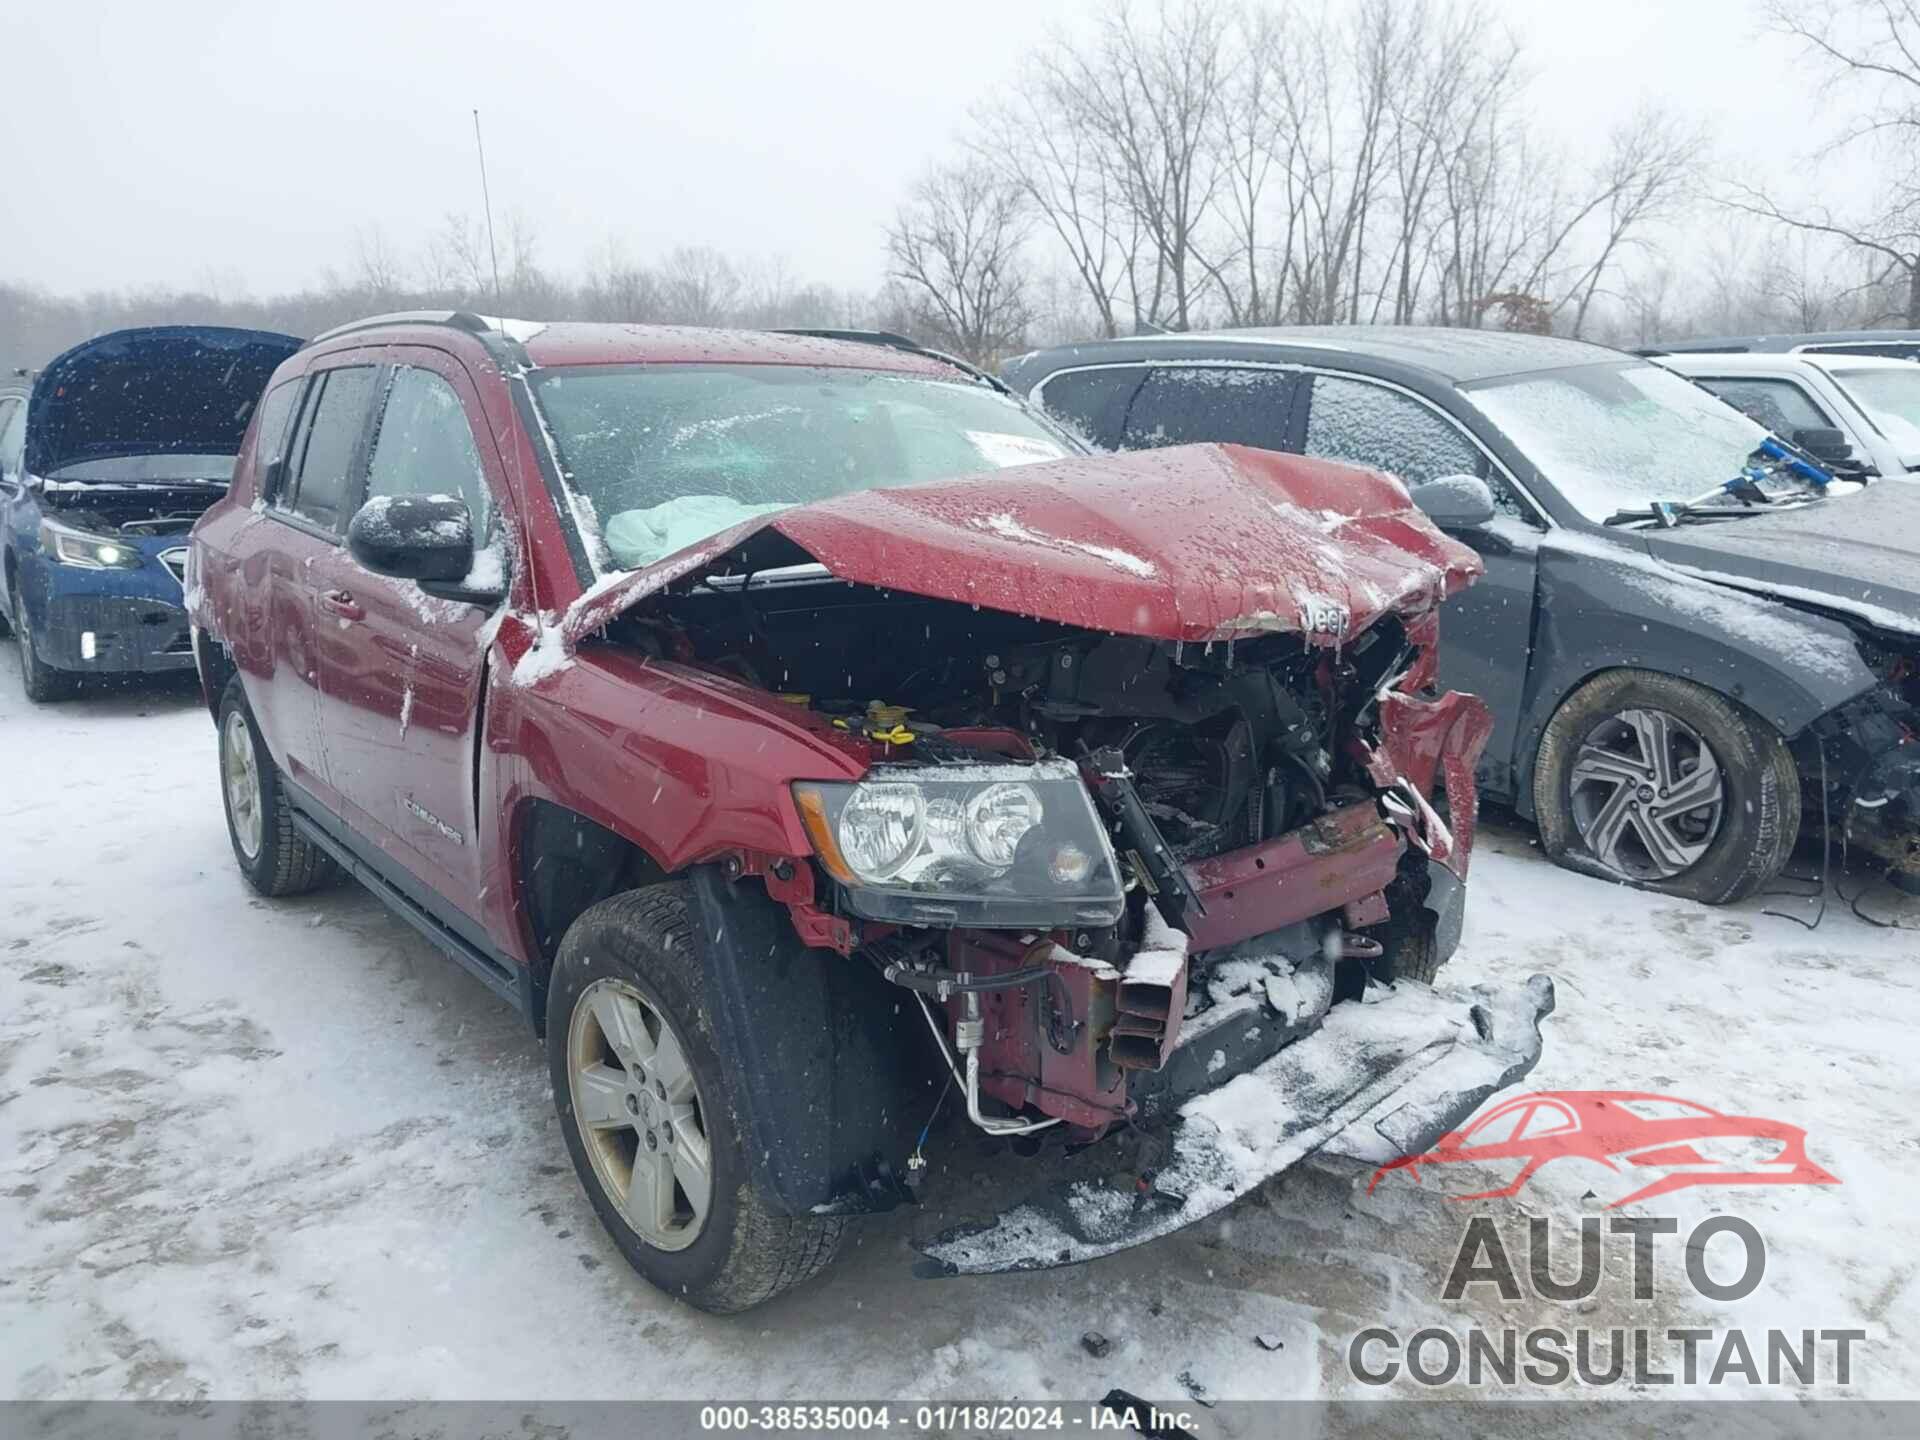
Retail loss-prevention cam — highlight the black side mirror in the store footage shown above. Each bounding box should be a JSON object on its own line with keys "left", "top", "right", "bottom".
{"left": 1792, "top": 427, "right": 1854, "bottom": 463}
{"left": 347, "top": 494, "right": 477, "bottom": 585}
{"left": 1409, "top": 474, "right": 1497, "bottom": 531}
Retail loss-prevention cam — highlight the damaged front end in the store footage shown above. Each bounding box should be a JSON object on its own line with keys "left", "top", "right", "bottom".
{"left": 601, "top": 444, "right": 1553, "bottom": 1270}
{"left": 1801, "top": 625, "right": 1920, "bottom": 889}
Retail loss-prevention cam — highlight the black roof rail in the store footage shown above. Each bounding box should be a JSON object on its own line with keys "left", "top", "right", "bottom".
{"left": 305, "top": 310, "right": 494, "bottom": 349}
{"left": 769, "top": 328, "right": 1011, "bottom": 394}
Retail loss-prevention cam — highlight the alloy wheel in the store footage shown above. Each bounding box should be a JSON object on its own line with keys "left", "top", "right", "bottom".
{"left": 1567, "top": 707, "right": 1725, "bottom": 881}
{"left": 567, "top": 978, "right": 714, "bottom": 1252}
{"left": 221, "top": 709, "right": 264, "bottom": 861}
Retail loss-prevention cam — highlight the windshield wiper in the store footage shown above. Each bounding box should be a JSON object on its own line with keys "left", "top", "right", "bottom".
{"left": 1603, "top": 500, "right": 1767, "bottom": 527}
{"left": 1604, "top": 437, "right": 1835, "bottom": 528}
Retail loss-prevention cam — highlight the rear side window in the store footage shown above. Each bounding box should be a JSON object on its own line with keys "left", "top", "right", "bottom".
{"left": 1696, "top": 377, "right": 1832, "bottom": 437}
{"left": 1122, "top": 366, "right": 1296, "bottom": 451}
{"left": 364, "top": 367, "right": 492, "bottom": 532}
{"left": 1035, "top": 367, "right": 1138, "bottom": 448}
{"left": 286, "top": 367, "right": 376, "bottom": 532}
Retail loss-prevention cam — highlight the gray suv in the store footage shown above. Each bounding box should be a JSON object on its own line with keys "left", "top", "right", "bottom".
{"left": 1005, "top": 327, "right": 1920, "bottom": 901}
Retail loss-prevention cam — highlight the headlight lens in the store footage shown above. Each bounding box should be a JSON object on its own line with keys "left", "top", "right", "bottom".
{"left": 39, "top": 519, "right": 143, "bottom": 569}
{"left": 794, "top": 760, "right": 1125, "bottom": 927}
{"left": 838, "top": 782, "right": 926, "bottom": 881}
{"left": 965, "top": 782, "right": 1043, "bottom": 867}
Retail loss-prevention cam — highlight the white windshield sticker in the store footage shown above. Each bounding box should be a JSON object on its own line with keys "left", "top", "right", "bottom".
{"left": 966, "top": 430, "right": 1069, "bottom": 469}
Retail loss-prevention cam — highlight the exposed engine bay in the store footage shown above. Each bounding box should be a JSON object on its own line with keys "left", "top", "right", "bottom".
{"left": 643, "top": 568, "right": 1419, "bottom": 860}
{"left": 35, "top": 484, "right": 216, "bottom": 538}
{"left": 615, "top": 563, "right": 1487, "bottom": 1153}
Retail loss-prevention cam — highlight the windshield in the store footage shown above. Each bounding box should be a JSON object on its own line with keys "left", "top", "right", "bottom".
{"left": 1830, "top": 367, "right": 1920, "bottom": 462}
{"left": 1466, "top": 361, "right": 1770, "bottom": 522}
{"left": 48, "top": 453, "right": 236, "bottom": 483}
{"left": 530, "top": 364, "right": 1076, "bottom": 571}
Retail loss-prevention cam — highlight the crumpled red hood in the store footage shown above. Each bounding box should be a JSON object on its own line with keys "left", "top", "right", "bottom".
{"left": 567, "top": 443, "right": 1482, "bottom": 645}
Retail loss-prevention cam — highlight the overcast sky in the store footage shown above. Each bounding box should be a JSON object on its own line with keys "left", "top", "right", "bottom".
{"left": 0, "top": 0, "right": 1818, "bottom": 301}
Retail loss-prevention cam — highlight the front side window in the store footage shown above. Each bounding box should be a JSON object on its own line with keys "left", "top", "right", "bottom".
{"left": 1466, "top": 362, "right": 1775, "bottom": 523}
{"left": 0, "top": 400, "right": 23, "bottom": 479}
{"left": 1829, "top": 367, "right": 1920, "bottom": 461}
{"left": 365, "top": 367, "right": 492, "bottom": 530}
{"left": 1121, "top": 366, "right": 1295, "bottom": 451}
{"left": 530, "top": 365, "right": 1075, "bottom": 572}
{"left": 286, "top": 367, "right": 376, "bottom": 531}
{"left": 248, "top": 380, "right": 302, "bottom": 498}
{"left": 1695, "top": 377, "right": 1833, "bottom": 438}
{"left": 1305, "top": 375, "right": 1487, "bottom": 488}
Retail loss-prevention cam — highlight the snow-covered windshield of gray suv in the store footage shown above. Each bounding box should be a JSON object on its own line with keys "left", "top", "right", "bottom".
{"left": 1465, "top": 361, "right": 1771, "bottom": 522}
{"left": 1829, "top": 367, "right": 1920, "bottom": 463}
{"left": 529, "top": 364, "right": 1075, "bottom": 571}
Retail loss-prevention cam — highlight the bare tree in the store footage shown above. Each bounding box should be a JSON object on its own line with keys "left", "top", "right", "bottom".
{"left": 1552, "top": 107, "right": 1705, "bottom": 336}
{"left": 421, "top": 213, "right": 496, "bottom": 300}
{"left": 1032, "top": 1, "right": 1234, "bottom": 330}
{"left": 884, "top": 159, "right": 1033, "bottom": 362}
{"left": 1726, "top": 0, "right": 1920, "bottom": 326}
{"left": 657, "top": 246, "right": 742, "bottom": 326}
{"left": 976, "top": 93, "right": 1132, "bottom": 338}
{"left": 582, "top": 239, "right": 662, "bottom": 322}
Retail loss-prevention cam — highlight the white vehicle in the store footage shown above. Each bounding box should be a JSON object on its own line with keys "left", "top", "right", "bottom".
{"left": 1653, "top": 351, "right": 1920, "bottom": 480}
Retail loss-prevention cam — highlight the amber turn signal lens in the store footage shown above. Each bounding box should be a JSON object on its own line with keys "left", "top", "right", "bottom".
{"left": 793, "top": 784, "right": 854, "bottom": 883}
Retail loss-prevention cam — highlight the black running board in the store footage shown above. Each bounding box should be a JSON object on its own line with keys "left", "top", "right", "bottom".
{"left": 289, "top": 809, "right": 526, "bottom": 1013}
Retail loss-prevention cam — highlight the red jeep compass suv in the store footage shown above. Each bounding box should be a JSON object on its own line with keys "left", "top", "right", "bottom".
{"left": 188, "top": 312, "right": 1551, "bottom": 1311}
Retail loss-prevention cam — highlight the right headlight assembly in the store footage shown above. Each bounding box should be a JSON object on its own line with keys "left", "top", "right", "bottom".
{"left": 793, "top": 759, "right": 1126, "bottom": 928}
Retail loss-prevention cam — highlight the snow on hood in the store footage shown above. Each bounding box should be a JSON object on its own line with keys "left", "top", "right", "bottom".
{"left": 26, "top": 326, "right": 302, "bottom": 479}
{"left": 565, "top": 443, "right": 1482, "bottom": 646}
{"left": 1641, "top": 480, "right": 1920, "bottom": 637}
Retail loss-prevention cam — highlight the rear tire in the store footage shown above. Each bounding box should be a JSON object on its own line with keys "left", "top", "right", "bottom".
{"left": 547, "top": 884, "right": 845, "bottom": 1313}
{"left": 1534, "top": 670, "right": 1797, "bottom": 905}
{"left": 217, "top": 677, "right": 337, "bottom": 896}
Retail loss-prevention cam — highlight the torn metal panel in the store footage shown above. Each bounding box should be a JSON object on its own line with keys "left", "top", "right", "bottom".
{"left": 915, "top": 974, "right": 1555, "bottom": 1276}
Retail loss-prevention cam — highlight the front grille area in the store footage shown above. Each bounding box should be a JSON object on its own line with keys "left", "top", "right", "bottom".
{"left": 159, "top": 548, "right": 188, "bottom": 586}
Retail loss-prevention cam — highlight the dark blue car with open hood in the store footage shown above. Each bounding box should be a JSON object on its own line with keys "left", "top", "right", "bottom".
{"left": 0, "top": 325, "right": 300, "bottom": 701}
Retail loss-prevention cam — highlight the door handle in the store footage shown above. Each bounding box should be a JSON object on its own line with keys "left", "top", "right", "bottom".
{"left": 320, "top": 589, "right": 365, "bottom": 621}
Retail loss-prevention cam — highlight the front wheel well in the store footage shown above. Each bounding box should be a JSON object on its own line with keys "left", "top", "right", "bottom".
{"left": 515, "top": 799, "right": 671, "bottom": 1032}
{"left": 194, "top": 630, "right": 238, "bottom": 723}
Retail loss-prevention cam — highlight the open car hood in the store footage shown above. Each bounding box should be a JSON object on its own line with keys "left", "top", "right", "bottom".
{"left": 26, "top": 325, "right": 302, "bottom": 479}
{"left": 567, "top": 443, "right": 1482, "bottom": 646}
{"left": 1642, "top": 480, "right": 1920, "bottom": 636}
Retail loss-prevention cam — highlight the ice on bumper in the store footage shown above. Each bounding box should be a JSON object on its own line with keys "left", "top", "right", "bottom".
{"left": 916, "top": 973, "right": 1555, "bottom": 1275}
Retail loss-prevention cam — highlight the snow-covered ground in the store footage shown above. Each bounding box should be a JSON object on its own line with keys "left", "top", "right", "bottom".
{"left": 2, "top": 649, "right": 1916, "bottom": 1427}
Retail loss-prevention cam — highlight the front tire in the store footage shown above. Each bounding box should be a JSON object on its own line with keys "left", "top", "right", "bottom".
{"left": 547, "top": 885, "right": 844, "bottom": 1313}
{"left": 1534, "top": 670, "right": 1797, "bottom": 905}
{"left": 217, "top": 677, "right": 337, "bottom": 896}
{"left": 12, "top": 582, "right": 77, "bottom": 703}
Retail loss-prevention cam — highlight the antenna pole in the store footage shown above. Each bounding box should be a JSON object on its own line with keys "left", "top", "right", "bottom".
{"left": 472, "top": 108, "right": 502, "bottom": 305}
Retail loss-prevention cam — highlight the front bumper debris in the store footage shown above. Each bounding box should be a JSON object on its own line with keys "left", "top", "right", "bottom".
{"left": 1848, "top": 744, "right": 1920, "bottom": 884}
{"left": 914, "top": 972, "right": 1554, "bottom": 1275}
